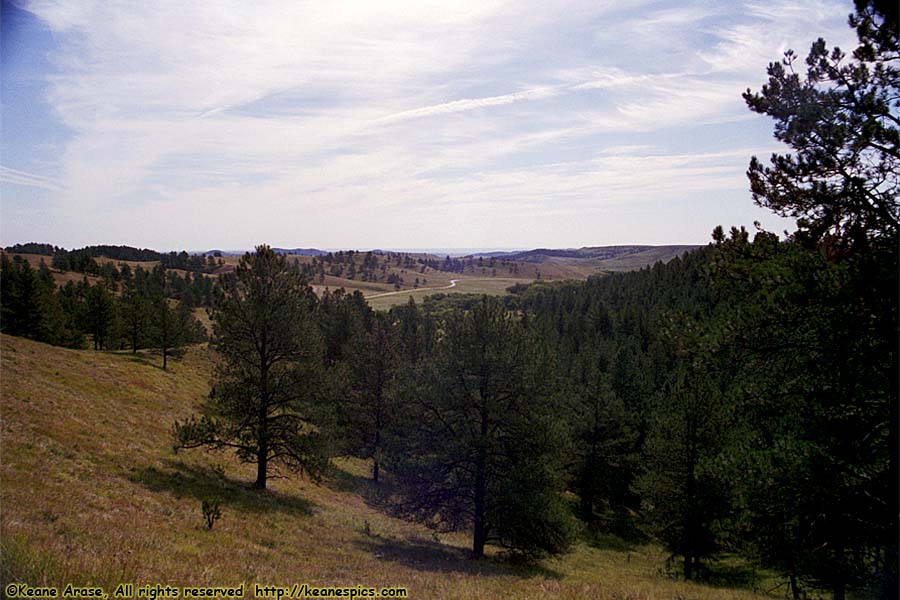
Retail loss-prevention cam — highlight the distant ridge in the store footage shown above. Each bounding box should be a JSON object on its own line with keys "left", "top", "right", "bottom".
{"left": 194, "top": 248, "right": 328, "bottom": 257}
{"left": 497, "top": 245, "right": 698, "bottom": 263}
{"left": 271, "top": 247, "right": 328, "bottom": 256}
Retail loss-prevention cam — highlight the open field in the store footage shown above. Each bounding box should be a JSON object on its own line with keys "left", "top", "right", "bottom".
{"left": 365, "top": 278, "right": 531, "bottom": 311}
{"left": 1, "top": 333, "right": 781, "bottom": 599}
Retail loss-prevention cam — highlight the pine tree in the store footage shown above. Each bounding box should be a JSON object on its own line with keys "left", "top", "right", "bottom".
{"left": 636, "top": 359, "right": 730, "bottom": 580}
{"left": 84, "top": 283, "right": 117, "bottom": 350}
{"left": 566, "top": 351, "right": 636, "bottom": 527}
{"left": 743, "top": 0, "right": 898, "bottom": 251}
{"left": 120, "top": 285, "right": 148, "bottom": 354}
{"left": 389, "top": 296, "right": 575, "bottom": 559}
{"left": 736, "top": 2, "right": 898, "bottom": 595}
{"left": 174, "top": 245, "right": 328, "bottom": 489}
{"left": 338, "top": 313, "right": 398, "bottom": 482}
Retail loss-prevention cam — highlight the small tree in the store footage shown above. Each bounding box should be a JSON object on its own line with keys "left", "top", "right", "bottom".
{"left": 174, "top": 245, "right": 328, "bottom": 489}
{"left": 201, "top": 498, "right": 221, "bottom": 530}
{"left": 84, "top": 283, "right": 117, "bottom": 350}
{"left": 149, "top": 297, "right": 190, "bottom": 370}
{"left": 120, "top": 285, "right": 148, "bottom": 354}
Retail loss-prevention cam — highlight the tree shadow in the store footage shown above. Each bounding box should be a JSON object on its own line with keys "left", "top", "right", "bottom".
{"left": 583, "top": 530, "right": 640, "bottom": 553}
{"left": 699, "top": 555, "right": 764, "bottom": 590}
{"left": 330, "top": 460, "right": 562, "bottom": 580}
{"left": 124, "top": 352, "right": 167, "bottom": 371}
{"left": 326, "top": 461, "right": 373, "bottom": 493}
{"left": 130, "top": 459, "right": 316, "bottom": 516}
{"left": 324, "top": 460, "right": 393, "bottom": 511}
{"left": 353, "top": 535, "right": 562, "bottom": 580}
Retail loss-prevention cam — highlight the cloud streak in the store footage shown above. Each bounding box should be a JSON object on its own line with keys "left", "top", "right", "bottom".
{"left": 0, "top": 165, "right": 65, "bottom": 192}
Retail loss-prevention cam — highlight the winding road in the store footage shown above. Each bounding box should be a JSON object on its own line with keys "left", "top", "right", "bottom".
{"left": 364, "top": 279, "right": 459, "bottom": 299}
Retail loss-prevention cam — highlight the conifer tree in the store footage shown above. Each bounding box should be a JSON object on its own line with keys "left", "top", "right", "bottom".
{"left": 338, "top": 313, "right": 398, "bottom": 482}
{"left": 389, "top": 296, "right": 574, "bottom": 559}
{"left": 174, "top": 245, "right": 327, "bottom": 489}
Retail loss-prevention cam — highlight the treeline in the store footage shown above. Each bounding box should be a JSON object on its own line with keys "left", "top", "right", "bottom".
{"left": 5, "top": 243, "right": 224, "bottom": 273}
{"left": 420, "top": 254, "right": 519, "bottom": 275}
{"left": 297, "top": 250, "right": 518, "bottom": 287}
{"left": 298, "top": 251, "right": 419, "bottom": 287}
{"left": 0, "top": 255, "right": 206, "bottom": 366}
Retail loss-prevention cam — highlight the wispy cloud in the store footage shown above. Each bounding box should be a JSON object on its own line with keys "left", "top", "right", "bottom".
{"left": 375, "top": 86, "right": 560, "bottom": 124}
{"left": 1, "top": 0, "right": 858, "bottom": 248}
{"left": 0, "top": 165, "right": 65, "bottom": 192}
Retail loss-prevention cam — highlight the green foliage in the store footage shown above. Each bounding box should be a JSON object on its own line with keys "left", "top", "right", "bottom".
{"left": 335, "top": 312, "right": 399, "bottom": 483}
{"left": 84, "top": 283, "right": 117, "bottom": 350}
{"left": 174, "top": 245, "right": 329, "bottom": 490}
{"left": 743, "top": 0, "right": 898, "bottom": 251}
{"left": 388, "top": 296, "right": 575, "bottom": 559}
{"left": 705, "top": 229, "right": 897, "bottom": 598}
{"left": 636, "top": 361, "right": 732, "bottom": 581}
{"left": 727, "top": 3, "right": 899, "bottom": 596}
{"left": 0, "top": 255, "right": 83, "bottom": 348}
{"left": 119, "top": 286, "right": 148, "bottom": 353}
{"left": 566, "top": 352, "right": 637, "bottom": 529}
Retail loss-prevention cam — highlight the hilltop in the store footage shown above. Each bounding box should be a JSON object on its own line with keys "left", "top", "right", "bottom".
{"left": 0, "top": 334, "right": 776, "bottom": 599}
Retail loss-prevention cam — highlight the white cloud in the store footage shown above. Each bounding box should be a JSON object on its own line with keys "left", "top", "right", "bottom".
{"left": 2, "top": 0, "right": 857, "bottom": 248}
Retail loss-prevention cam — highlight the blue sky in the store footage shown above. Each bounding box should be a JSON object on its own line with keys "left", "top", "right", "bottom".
{"left": 0, "top": 0, "right": 857, "bottom": 251}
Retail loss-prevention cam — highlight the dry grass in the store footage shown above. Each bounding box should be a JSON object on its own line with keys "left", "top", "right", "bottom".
{"left": 1, "top": 334, "right": 780, "bottom": 599}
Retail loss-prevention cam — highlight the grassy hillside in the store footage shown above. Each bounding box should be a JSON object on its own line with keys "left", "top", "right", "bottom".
{"left": 1, "top": 335, "right": 778, "bottom": 599}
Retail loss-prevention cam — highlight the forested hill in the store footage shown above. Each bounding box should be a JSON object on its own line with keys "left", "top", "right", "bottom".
{"left": 3, "top": 243, "right": 221, "bottom": 273}
{"left": 501, "top": 245, "right": 698, "bottom": 261}
{"left": 479, "top": 245, "right": 700, "bottom": 272}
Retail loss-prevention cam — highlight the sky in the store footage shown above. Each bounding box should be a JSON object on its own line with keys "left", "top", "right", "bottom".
{"left": 0, "top": 0, "right": 858, "bottom": 251}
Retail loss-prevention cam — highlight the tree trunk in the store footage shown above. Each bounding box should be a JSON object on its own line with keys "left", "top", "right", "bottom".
{"left": 472, "top": 500, "right": 486, "bottom": 559}
{"left": 789, "top": 571, "right": 801, "bottom": 600}
{"left": 255, "top": 446, "right": 267, "bottom": 489}
{"left": 580, "top": 486, "right": 594, "bottom": 523}
{"left": 472, "top": 412, "right": 488, "bottom": 559}
{"left": 833, "top": 582, "right": 845, "bottom": 600}
{"left": 373, "top": 426, "right": 381, "bottom": 483}
{"left": 163, "top": 346, "right": 167, "bottom": 370}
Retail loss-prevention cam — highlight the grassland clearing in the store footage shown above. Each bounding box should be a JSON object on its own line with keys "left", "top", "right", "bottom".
{"left": 365, "top": 278, "right": 541, "bottom": 310}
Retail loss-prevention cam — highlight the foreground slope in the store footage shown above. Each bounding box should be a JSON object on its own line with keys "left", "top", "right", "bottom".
{"left": 1, "top": 335, "right": 776, "bottom": 599}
